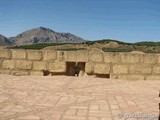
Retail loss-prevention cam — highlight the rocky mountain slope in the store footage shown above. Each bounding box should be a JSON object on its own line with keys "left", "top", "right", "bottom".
{"left": 10, "top": 27, "right": 85, "bottom": 45}
{"left": 0, "top": 34, "right": 12, "bottom": 45}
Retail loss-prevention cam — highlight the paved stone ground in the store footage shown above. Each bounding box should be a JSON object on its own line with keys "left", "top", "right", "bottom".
{"left": 0, "top": 75, "right": 159, "bottom": 120}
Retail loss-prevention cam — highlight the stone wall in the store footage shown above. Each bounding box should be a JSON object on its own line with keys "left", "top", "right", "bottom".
{"left": 0, "top": 49, "right": 160, "bottom": 80}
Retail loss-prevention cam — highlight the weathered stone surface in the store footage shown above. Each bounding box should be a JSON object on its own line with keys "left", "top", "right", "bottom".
{"left": 16, "top": 60, "right": 32, "bottom": 70}
{"left": 129, "top": 64, "right": 152, "bottom": 74}
{"left": 11, "top": 70, "right": 29, "bottom": 76}
{"left": 158, "top": 56, "right": 160, "bottom": 63}
{"left": 57, "top": 51, "right": 65, "bottom": 61}
{"left": 17, "top": 115, "right": 41, "bottom": 120}
{"left": 78, "top": 70, "right": 86, "bottom": 77}
{"left": 33, "top": 61, "right": 46, "bottom": 70}
{"left": 104, "top": 53, "right": 121, "bottom": 63}
{"left": 49, "top": 62, "right": 66, "bottom": 72}
{"left": 77, "top": 50, "right": 89, "bottom": 62}
{"left": 146, "top": 75, "right": 160, "bottom": 80}
{"left": 0, "top": 69, "right": 10, "bottom": 74}
{"left": 30, "top": 71, "right": 44, "bottom": 76}
{"left": 27, "top": 50, "right": 42, "bottom": 60}
{"left": 94, "top": 64, "right": 110, "bottom": 74}
{"left": 64, "top": 51, "right": 76, "bottom": 62}
{"left": 65, "top": 51, "right": 88, "bottom": 62}
{"left": 140, "top": 54, "right": 158, "bottom": 64}
{"left": 12, "top": 50, "right": 26, "bottom": 59}
{"left": 2, "top": 60, "right": 15, "bottom": 69}
{"left": 90, "top": 51, "right": 103, "bottom": 62}
{"left": 152, "top": 66, "right": 160, "bottom": 74}
{"left": 85, "top": 62, "right": 94, "bottom": 74}
{"left": 110, "top": 74, "right": 118, "bottom": 79}
{"left": 120, "top": 53, "right": 139, "bottom": 63}
{"left": 43, "top": 50, "right": 57, "bottom": 60}
{"left": 0, "top": 59, "right": 2, "bottom": 67}
{"left": 0, "top": 49, "right": 11, "bottom": 58}
{"left": 113, "top": 65, "right": 128, "bottom": 74}
{"left": 118, "top": 74, "right": 144, "bottom": 80}
{"left": 0, "top": 75, "right": 159, "bottom": 119}
{"left": 77, "top": 51, "right": 88, "bottom": 62}
{"left": 0, "top": 49, "right": 160, "bottom": 79}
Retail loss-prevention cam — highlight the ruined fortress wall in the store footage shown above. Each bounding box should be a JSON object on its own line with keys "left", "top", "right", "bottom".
{"left": 0, "top": 49, "right": 160, "bottom": 80}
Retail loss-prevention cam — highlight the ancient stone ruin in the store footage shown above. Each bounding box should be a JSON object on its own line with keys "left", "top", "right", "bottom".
{"left": 0, "top": 49, "right": 160, "bottom": 80}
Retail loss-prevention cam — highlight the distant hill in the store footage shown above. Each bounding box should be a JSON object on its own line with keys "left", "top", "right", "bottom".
{"left": 0, "top": 34, "right": 12, "bottom": 46}
{"left": 10, "top": 27, "right": 85, "bottom": 45}
{"left": 1, "top": 27, "right": 159, "bottom": 49}
{"left": 8, "top": 39, "right": 160, "bottom": 54}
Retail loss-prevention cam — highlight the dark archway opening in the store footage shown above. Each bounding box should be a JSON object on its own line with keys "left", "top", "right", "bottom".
{"left": 78, "top": 62, "right": 86, "bottom": 77}
{"left": 66, "top": 62, "right": 76, "bottom": 76}
{"left": 66, "top": 62, "right": 86, "bottom": 76}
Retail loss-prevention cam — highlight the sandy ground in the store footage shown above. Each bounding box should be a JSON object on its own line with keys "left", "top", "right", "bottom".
{"left": 0, "top": 75, "right": 159, "bottom": 120}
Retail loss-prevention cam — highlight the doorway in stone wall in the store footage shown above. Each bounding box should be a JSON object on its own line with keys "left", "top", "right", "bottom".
{"left": 66, "top": 62, "right": 75, "bottom": 76}
{"left": 66, "top": 62, "right": 86, "bottom": 76}
{"left": 77, "top": 62, "right": 85, "bottom": 77}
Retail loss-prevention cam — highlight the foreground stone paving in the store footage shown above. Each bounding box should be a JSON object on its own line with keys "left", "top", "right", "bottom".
{"left": 0, "top": 75, "right": 159, "bottom": 120}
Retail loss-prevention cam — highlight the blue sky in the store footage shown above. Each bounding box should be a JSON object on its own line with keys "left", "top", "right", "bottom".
{"left": 0, "top": 0, "right": 160, "bottom": 42}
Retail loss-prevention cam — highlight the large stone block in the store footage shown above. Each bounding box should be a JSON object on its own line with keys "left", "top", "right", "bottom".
{"left": 90, "top": 51, "right": 103, "bottom": 62}
{"left": 12, "top": 50, "right": 26, "bottom": 59}
{"left": 120, "top": 53, "right": 140, "bottom": 63}
{"left": 94, "top": 64, "right": 110, "bottom": 74}
{"left": 33, "top": 61, "right": 46, "bottom": 70}
{"left": 110, "top": 74, "right": 118, "bottom": 79}
{"left": 129, "top": 64, "right": 152, "bottom": 74}
{"left": 65, "top": 51, "right": 88, "bottom": 62}
{"left": 65, "top": 51, "right": 76, "bottom": 62}
{"left": 11, "top": 70, "right": 29, "bottom": 76}
{"left": 2, "top": 60, "right": 15, "bottom": 69}
{"left": 0, "top": 69, "right": 10, "bottom": 74}
{"left": 57, "top": 51, "right": 65, "bottom": 61}
{"left": 158, "top": 56, "right": 160, "bottom": 63}
{"left": 104, "top": 53, "right": 121, "bottom": 63}
{"left": 152, "top": 66, "right": 160, "bottom": 74}
{"left": 0, "top": 59, "right": 3, "bottom": 67}
{"left": 77, "top": 51, "right": 89, "bottom": 62}
{"left": 146, "top": 75, "right": 160, "bottom": 80}
{"left": 43, "top": 50, "right": 57, "bottom": 60}
{"left": 49, "top": 62, "right": 66, "bottom": 72}
{"left": 16, "top": 60, "right": 32, "bottom": 70}
{"left": 113, "top": 65, "right": 129, "bottom": 74}
{"left": 140, "top": 54, "right": 158, "bottom": 64}
{"left": 118, "top": 74, "right": 144, "bottom": 80}
{"left": 27, "top": 50, "right": 42, "bottom": 60}
{"left": 85, "top": 62, "right": 94, "bottom": 74}
{"left": 0, "top": 49, "right": 11, "bottom": 58}
{"left": 30, "top": 71, "right": 44, "bottom": 76}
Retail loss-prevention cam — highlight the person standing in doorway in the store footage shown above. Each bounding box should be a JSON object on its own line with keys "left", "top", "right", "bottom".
{"left": 74, "top": 62, "right": 79, "bottom": 77}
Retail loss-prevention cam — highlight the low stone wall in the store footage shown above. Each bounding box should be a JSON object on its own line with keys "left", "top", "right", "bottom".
{"left": 0, "top": 49, "right": 66, "bottom": 76}
{"left": 0, "top": 49, "right": 160, "bottom": 80}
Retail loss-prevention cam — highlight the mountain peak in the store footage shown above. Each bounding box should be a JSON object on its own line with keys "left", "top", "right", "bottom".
{"left": 10, "top": 27, "right": 85, "bottom": 45}
{"left": 0, "top": 34, "right": 12, "bottom": 45}
{"left": 37, "top": 27, "right": 50, "bottom": 30}
{"left": 33, "top": 27, "right": 55, "bottom": 32}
